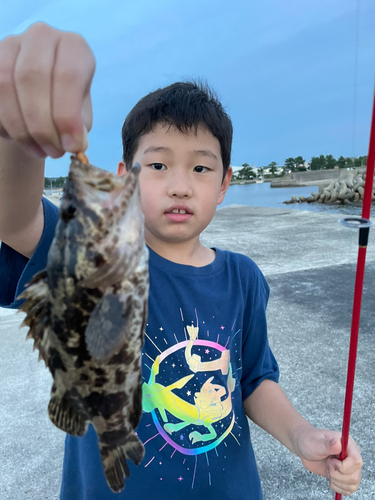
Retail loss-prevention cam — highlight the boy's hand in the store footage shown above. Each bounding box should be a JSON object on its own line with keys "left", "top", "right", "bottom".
{"left": 0, "top": 22, "right": 95, "bottom": 159}
{"left": 295, "top": 427, "right": 362, "bottom": 496}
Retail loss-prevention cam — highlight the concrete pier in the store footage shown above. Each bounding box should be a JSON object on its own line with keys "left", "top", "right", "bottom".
{"left": 1, "top": 205, "right": 374, "bottom": 499}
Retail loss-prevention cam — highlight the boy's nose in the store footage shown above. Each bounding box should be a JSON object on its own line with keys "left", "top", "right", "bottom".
{"left": 167, "top": 172, "right": 193, "bottom": 198}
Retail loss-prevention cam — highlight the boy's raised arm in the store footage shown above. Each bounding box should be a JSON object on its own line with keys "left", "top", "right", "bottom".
{"left": 244, "top": 379, "right": 362, "bottom": 496}
{"left": 0, "top": 22, "right": 95, "bottom": 258}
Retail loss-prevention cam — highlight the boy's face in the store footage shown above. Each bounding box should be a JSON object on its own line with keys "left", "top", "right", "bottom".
{"left": 117, "top": 123, "right": 232, "bottom": 251}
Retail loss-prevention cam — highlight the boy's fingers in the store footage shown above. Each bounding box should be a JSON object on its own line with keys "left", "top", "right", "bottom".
{"left": 327, "top": 457, "right": 361, "bottom": 495}
{"left": 0, "top": 22, "right": 95, "bottom": 157}
{"left": 328, "top": 456, "right": 363, "bottom": 477}
{"left": 0, "top": 36, "right": 40, "bottom": 153}
{"left": 14, "top": 23, "right": 63, "bottom": 157}
{"left": 52, "top": 32, "right": 95, "bottom": 153}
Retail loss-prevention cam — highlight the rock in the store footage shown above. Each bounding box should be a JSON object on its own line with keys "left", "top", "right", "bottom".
{"left": 358, "top": 186, "right": 365, "bottom": 198}
{"left": 298, "top": 196, "right": 306, "bottom": 202}
{"left": 337, "top": 181, "right": 348, "bottom": 199}
{"left": 330, "top": 189, "right": 337, "bottom": 202}
{"left": 345, "top": 173, "right": 354, "bottom": 189}
{"left": 354, "top": 193, "right": 360, "bottom": 202}
{"left": 353, "top": 176, "right": 365, "bottom": 190}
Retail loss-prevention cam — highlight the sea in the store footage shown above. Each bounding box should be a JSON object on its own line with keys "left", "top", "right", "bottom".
{"left": 219, "top": 182, "right": 370, "bottom": 217}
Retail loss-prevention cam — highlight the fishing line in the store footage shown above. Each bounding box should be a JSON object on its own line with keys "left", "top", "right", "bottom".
{"left": 352, "top": 0, "right": 360, "bottom": 157}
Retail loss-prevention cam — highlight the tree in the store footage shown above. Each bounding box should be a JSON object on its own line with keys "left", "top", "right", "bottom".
{"left": 358, "top": 155, "right": 367, "bottom": 166}
{"left": 268, "top": 161, "right": 278, "bottom": 175}
{"left": 284, "top": 157, "right": 295, "bottom": 171}
{"left": 346, "top": 157, "right": 354, "bottom": 168}
{"left": 258, "top": 167, "right": 264, "bottom": 177}
{"left": 310, "top": 155, "right": 326, "bottom": 170}
{"left": 294, "top": 156, "right": 305, "bottom": 168}
{"left": 337, "top": 156, "right": 347, "bottom": 169}
{"left": 325, "top": 154, "right": 336, "bottom": 169}
{"left": 237, "top": 164, "right": 256, "bottom": 180}
{"left": 353, "top": 156, "right": 367, "bottom": 167}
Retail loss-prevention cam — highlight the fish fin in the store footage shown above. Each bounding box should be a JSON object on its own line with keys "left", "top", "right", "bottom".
{"left": 100, "top": 432, "right": 144, "bottom": 493}
{"left": 79, "top": 249, "right": 124, "bottom": 289}
{"left": 84, "top": 292, "right": 132, "bottom": 362}
{"left": 48, "top": 392, "right": 88, "bottom": 436}
{"left": 17, "top": 270, "right": 51, "bottom": 364}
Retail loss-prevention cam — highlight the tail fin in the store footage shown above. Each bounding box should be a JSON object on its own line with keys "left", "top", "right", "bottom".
{"left": 99, "top": 431, "right": 144, "bottom": 493}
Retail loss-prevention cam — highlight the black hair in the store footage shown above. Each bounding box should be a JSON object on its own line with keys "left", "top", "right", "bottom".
{"left": 121, "top": 81, "right": 232, "bottom": 180}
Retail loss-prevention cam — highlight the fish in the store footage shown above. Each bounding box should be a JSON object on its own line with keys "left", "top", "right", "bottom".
{"left": 17, "top": 154, "right": 149, "bottom": 493}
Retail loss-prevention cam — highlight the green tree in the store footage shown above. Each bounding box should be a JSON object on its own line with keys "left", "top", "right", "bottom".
{"left": 284, "top": 157, "right": 295, "bottom": 171}
{"left": 237, "top": 164, "right": 256, "bottom": 180}
{"left": 353, "top": 156, "right": 367, "bottom": 167}
{"left": 346, "top": 157, "right": 354, "bottom": 168}
{"left": 268, "top": 161, "right": 278, "bottom": 175}
{"left": 325, "top": 154, "right": 336, "bottom": 169}
{"left": 294, "top": 156, "right": 305, "bottom": 168}
{"left": 337, "top": 156, "right": 346, "bottom": 169}
{"left": 358, "top": 155, "right": 367, "bottom": 166}
{"left": 310, "top": 155, "right": 326, "bottom": 170}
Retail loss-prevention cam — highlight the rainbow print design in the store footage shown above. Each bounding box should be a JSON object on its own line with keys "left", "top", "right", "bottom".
{"left": 142, "top": 326, "right": 236, "bottom": 455}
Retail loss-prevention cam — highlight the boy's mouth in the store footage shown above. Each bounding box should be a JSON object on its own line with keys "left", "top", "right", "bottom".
{"left": 165, "top": 205, "right": 193, "bottom": 222}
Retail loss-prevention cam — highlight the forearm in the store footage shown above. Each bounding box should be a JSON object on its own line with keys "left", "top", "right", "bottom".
{"left": 243, "top": 379, "right": 313, "bottom": 456}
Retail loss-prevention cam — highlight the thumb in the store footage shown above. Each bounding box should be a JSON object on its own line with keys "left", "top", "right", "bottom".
{"left": 322, "top": 435, "right": 342, "bottom": 457}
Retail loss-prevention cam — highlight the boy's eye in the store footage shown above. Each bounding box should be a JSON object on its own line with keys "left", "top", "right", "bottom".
{"left": 194, "top": 166, "right": 209, "bottom": 173}
{"left": 151, "top": 163, "right": 166, "bottom": 171}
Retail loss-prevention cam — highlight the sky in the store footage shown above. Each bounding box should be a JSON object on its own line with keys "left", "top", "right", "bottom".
{"left": 1, "top": 0, "right": 375, "bottom": 177}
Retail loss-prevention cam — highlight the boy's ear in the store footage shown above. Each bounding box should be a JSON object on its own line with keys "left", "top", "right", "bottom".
{"left": 217, "top": 167, "right": 232, "bottom": 205}
{"left": 117, "top": 161, "right": 127, "bottom": 176}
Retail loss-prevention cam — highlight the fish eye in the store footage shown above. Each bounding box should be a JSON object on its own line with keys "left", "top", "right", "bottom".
{"left": 61, "top": 204, "right": 76, "bottom": 223}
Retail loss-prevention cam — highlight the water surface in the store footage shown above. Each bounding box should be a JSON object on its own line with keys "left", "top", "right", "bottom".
{"left": 219, "top": 183, "right": 370, "bottom": 217}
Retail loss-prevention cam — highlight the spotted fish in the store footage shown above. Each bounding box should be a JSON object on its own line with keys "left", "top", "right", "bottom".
{"left": 17, "top": 155, "right": 149, "bottom": 493}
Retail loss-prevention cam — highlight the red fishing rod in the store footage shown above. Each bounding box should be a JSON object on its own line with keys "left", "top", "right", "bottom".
{"left": 335, "top": 86, "right": 375, "bottom": 500}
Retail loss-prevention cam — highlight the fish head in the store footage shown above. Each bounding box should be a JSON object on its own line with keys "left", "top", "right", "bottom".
{"left": 49, "top": 157, "right": 146, "bottom": 289}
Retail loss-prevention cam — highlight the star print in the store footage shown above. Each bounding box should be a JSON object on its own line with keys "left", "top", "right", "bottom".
{"left": 187, "top": 390, "right": 191, "bottom": 396}
{"left": 178, "top": 476, "right": 183, "bottom": 481}
{"left": 180, "top": 435, "right": 184, "bottom": 440}
{"left": 159, "top": 327, "right": 163, "bottom": 331}
{"left": 205, "top": 349, "right": 210, "bottom": 354}
{"left": 172, "top": 363, "right": 176, "bottom": 368}
{"left": 220, "top": 326, "right": 225, "bottom": 330}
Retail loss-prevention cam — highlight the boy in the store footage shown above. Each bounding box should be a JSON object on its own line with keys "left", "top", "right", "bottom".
{"left": 0, "top": 23, "right": 362, "bottom": 499}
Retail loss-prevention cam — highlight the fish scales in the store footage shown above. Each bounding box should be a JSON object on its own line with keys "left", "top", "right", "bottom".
{"left": 17, "top": 155, "right": 149, "bottom": 493}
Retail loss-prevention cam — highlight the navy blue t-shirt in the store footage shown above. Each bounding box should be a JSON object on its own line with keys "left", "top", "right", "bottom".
{"left": 0, "top": 197, "right": 279, "bottom": 500}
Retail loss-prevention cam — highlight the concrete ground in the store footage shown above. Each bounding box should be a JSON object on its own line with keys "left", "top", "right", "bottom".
{"left": 1, "top": 205, "right": 374, "bottom": 499}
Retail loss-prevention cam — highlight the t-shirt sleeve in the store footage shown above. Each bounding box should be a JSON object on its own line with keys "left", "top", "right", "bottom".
{"left": 0, "top": 197, "right": 59, "bottom": 309}
{"left": 241, "top": 267, "right": 279, "bottom": 401}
